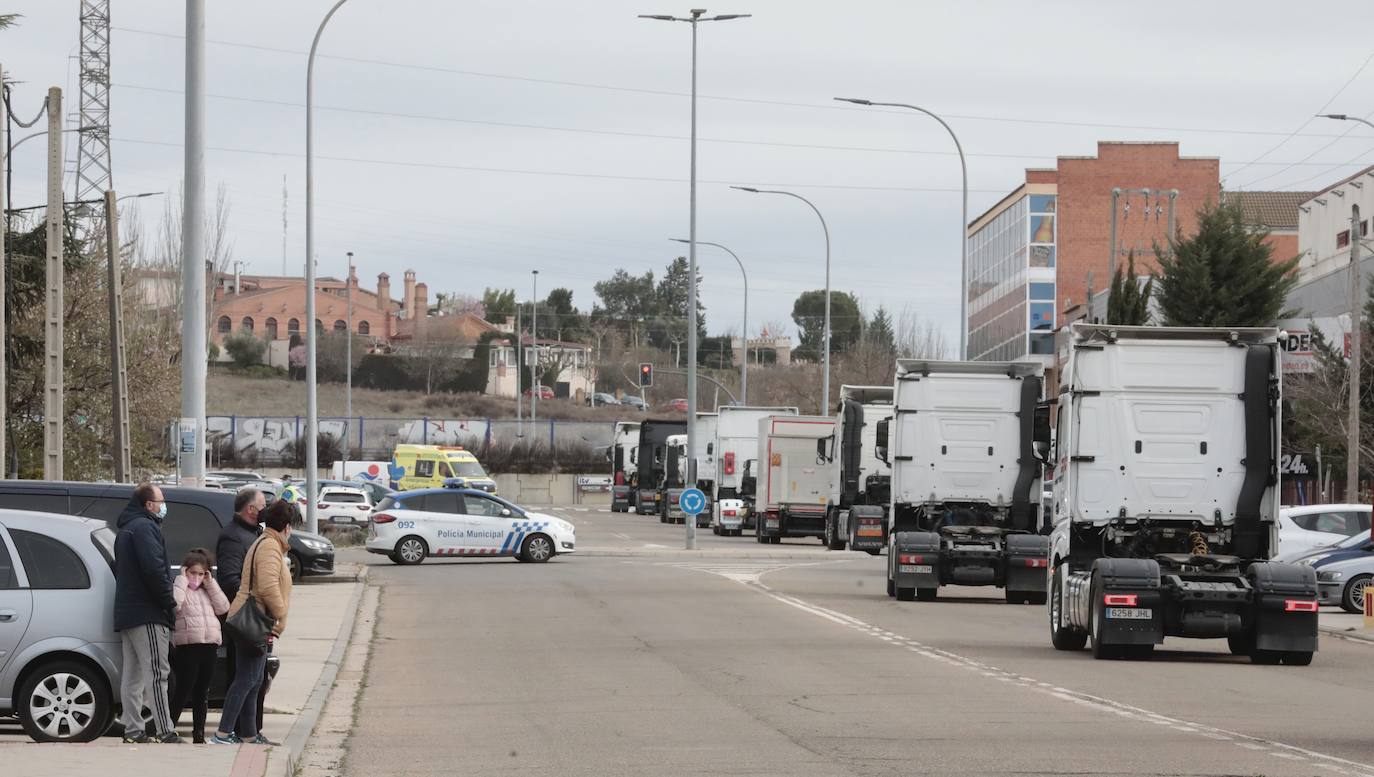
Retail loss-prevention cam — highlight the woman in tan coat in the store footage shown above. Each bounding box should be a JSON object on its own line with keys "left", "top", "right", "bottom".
{"left": 211, "top": 500, "right": 295, "bottom": 746}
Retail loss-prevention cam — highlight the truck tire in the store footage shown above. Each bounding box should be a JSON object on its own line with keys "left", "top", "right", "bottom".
{"left": 1341, "top": 574, "right": 1371, "bottom": 614}
{"left": 1025, "top": 591, "right": 1048, "bottom": 606}
{"left": 1049, "top": 568, "right": 1088, "bottom": 651}
{"left": 916, "top": 588, "right": 937, "bottom": 602}
{"left": 1089, "top": 574, "right": 1121, "bottom": 660}
{"left": 1227, "top": 634, "right": 1252, "bottom": 656}
{"left": 824, "top": 510, "right": 846, "bottom": 551}
{"left": 1282, "top": 651, "right": 1314, "bottom": 666}
{"left": 896, "top": 586, "right": 915, "bottom": 601}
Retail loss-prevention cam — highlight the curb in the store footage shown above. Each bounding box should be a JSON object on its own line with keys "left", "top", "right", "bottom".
{"left": 576, "top": 548, "right": 874, "bottom": 561}
{"left": 278, "top": 566, "right": 369, "bottom": 776}
{"left": 1320, "top": 623, "right": 1374, "bottom": 643}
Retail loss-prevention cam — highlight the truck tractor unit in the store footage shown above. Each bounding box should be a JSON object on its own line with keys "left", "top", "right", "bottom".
{"left": 711, "top": 406, "right": 798, "bottom": 536}
{"left": 886, "top": 359, "right": 1052, "bottom": 604}
{"left": 825, "top": 385, "right": 895, "bottom": 554}
{"left": 1048, "top": 325, "right": 1317, "bottom": 664}
{"left": 608, "top": 420, "right": 641, "bottom": 512}
{"left": 755, "top": 415, "right": 839, "bottom": 544}
{"left": 631, "top": 419, "right": 686, "bottom": 515}
{"left": 661, "top": 434, "right": 691, "bottom": 524}
{"left": 691, "top": 413, "right": 719, "bottom": 529}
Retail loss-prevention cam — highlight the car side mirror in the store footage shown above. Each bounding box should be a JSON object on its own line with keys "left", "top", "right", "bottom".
{"left": 875, "top": 418, "right": 890, "bottom": 465}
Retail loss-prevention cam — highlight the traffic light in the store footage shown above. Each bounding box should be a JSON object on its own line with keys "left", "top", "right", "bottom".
{"left": 639, "top": 362, "right": 654, "bottom": 388}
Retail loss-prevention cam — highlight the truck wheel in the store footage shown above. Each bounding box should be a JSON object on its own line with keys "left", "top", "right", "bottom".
{"left": 824, "top": 512, "right": 846, "bottom": 551}
{"left": 1341, "top": 574, "right": 1371, "bottom": 614}
{"left": 771, "top": 537, "right": 782, "bottom": 544}
{"left": 887, "top": 575, "right": 895, "bottom": 597}
{"left": 866, "top": 549, "right": 880, "bottom": 556}
{"left": 756, "top": 530, "right": 768, "bottom": 544}
{"left": 896, "top": 586, "right": 915, "bottom": 601}
{"left": 1049, "top": 570, "right": 1088, "bottom": 651}
{"left": 1250, "top": 650, "right": 1282, "bottom": 665}
{"left": 1025, "top": 591, "right": 1048, "bottom": 606}
{"left": 1282, "top": 651, "right": 1314, "bottom": 666}
{"left": 1089, "top": 576, "right": 1121, "bottom": 660}
{"left": 1227, "top": 634, "right": 1253, "bottom": 656}
{"left": 916, "top": 588, "right": 937, "bottom": 602}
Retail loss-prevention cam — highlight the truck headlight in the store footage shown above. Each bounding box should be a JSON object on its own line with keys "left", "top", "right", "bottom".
{"left": 1317, "top": 570, "right": 1343, "bottom": 582}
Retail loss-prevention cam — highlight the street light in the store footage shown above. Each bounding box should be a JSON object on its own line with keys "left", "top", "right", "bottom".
{"left": 1318, "top": 113, "right": 1374, "bottom": 502}
{"left": 640, "top": 8, "right": 751, "bottom": 551}
{"left": 671, "top": 237, "right": 748, "bottom": 404}
{"left": 835, "top": 98, "right": 969, "bottom": 360}
{"left": 731, "top": 185, "right": 832, "bottom": 410}
{"left": 531, "top": 269, "right": 539, "bottom": 431}
{"left": 304, "top": 0, "right": 350, "bottom": 533}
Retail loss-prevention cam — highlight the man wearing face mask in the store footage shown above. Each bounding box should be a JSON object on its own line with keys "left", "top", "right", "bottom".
{"left": 113, "top": 482, "right": 182, "bottom": 743}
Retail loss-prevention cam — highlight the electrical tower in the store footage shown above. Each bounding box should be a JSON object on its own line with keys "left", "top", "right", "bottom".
{"left": 75, "top": 0, "right": 113, "bottom": 206}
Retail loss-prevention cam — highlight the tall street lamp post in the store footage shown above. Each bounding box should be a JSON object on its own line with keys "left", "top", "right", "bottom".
{"left": 1319, "top": 113, "right": 1374, "bottom": 501}
{"left": 672, "top": 237, "right": 748, "bottom": 405}
{"left": 835, "top": 98, "right": 968, "bottom": 359}
{"left": 304, "top": 0, "right": 350, "bottom": 533}
{"left": 531, "top": 269, "right": 539, "bottom": 431}
{"left": 731, "top": 186, "right": 831, "bottom": 410}
{"left": 640, "top": 9, "right": 750, "bottom": 550}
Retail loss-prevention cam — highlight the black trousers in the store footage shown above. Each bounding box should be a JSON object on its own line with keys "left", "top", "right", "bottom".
{"left": 224, "top": 636, "right": 273, "bottom": 735}
{"left": 169, "top": 643, "right": 217, "bottom": 734}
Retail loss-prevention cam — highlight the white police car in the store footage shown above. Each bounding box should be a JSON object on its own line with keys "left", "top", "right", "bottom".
{"left": 366, "top": 485, "right": 575, "bottom": 565}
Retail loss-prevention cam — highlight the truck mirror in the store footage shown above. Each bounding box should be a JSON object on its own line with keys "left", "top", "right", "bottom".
{"left": 875, "top": 418, "right": 890, "bottom": 465}
{"left": 629, "top": 449, "right": 638, "bottom": 465}
{"left": 1033, "top": 403, "right": 1053, "bottom": 461}
{"left": 707, "top": 442, "right": 714, "bottom": 455}
{"left": 816, "top": 438, "right": 829, "bottom": 464}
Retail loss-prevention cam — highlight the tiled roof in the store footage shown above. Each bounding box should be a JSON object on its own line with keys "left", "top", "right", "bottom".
{"left": 1221, "top": 190, "right": 1315, "bottom": 231}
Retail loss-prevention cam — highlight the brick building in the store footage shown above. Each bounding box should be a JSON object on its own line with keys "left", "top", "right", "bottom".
{"left": 1221, "top": 190, "right": 1314, "bottom": 268}
{"left": 967, "top": 142, "right": 1221, "bottom": 371}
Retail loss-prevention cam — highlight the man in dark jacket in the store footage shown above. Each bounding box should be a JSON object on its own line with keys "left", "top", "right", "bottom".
{"left": 216, "top": 487, "right": 265, "bottom": 738}
{"left": 114, "top": 483, "right": 181, "bottom": 743}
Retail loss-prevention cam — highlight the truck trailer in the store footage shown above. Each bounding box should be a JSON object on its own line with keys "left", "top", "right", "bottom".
{"left": 755, "top": 415, "right": 838, "bottom": 544}
{"left": 1048, "top": 325, "right": 1318, "bottom": 663}
{"left": 630, "top": 419, "right": 686, "bottom": 515}
{"left": 886, "top": 359, "right": 1052, "bottom": 603}
{"left": 608, "top": 420, "right": 641, "bottom": 512}
{"left": 825, "top": 385, "right": 894, "bottom": 553}
{"left": 710, "top": 406, "right": 798, "bottom": 536}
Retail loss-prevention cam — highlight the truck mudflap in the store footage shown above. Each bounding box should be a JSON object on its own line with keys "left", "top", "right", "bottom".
{"left": 1248, "top": 562, "right": 1319, "bottom": 653}
{"left": 637, "top": 489, "right": 660, "bottom": 515}
{"left": 847, "top": 505, "right": 887, "bottom": 552}
{"left": 1087, "top": 558, "right": 1164, "bottom": 647}
{"left": 892, "top": 531, "right": 941, "bottom": 600}
{"left": 1004, "top": 534, "right": 1050, "bottom": 594}
{"left": 611, "top": 485, "right": 632, "bottom": 511}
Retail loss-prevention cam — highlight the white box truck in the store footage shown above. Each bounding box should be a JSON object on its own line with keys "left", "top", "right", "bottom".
{"left": 1047, "top": 325, "right": 1318, "bottom": 663}
{"left": 825, "top": 385, "right": 894, "bottom": 554}
{"left": 885, "top": 359, "right": 1052, "bottom": 603}
{"left": 755, "top": 415, "right": 838, "bottom": 544}
{"left": 711, "top": 406, "right": 798, "bottom": 535}
{"left": 607, "top": 421, "right": 640, "bottom": 512}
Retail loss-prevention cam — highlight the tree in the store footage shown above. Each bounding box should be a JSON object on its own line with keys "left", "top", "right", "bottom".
{"left": 894, "top": 305, "right": 951, "bottom": 359}
{"left": 699, "top": 335, "right": 735, "bottom": 370}
{"left": 481, "top": 288, "right": 516, "bottom": 324}
{"left": 223, "top": 331, "right": 266, "bottom": 368}
{"left": 866, "top": 306, "right": 896, "bottom": 357}
{"left": 1152, "top": 199, "right": 1299, "bottom": 327}
{"left": 541, "top": 287, "right": 588, "bottom": 342}
{"left": 1107, "top": 250, "right": 1153, "bottom": 326}
{"left": 594, "top": 269, "right": 657, "bottom": 347}
{"left": 136, "top": 181, "right": 236, "bottom": 353}
{"left": 791, "top": 290, "right": 863, "bottom": 362}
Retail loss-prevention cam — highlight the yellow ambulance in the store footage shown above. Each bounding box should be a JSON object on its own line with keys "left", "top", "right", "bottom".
{"left": 390, "top": 444, "right": 498, "bottom": 493}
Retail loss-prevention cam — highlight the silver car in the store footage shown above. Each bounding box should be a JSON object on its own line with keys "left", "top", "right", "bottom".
{"left": 0, "top": 510, "right": 122, "bottom": 742}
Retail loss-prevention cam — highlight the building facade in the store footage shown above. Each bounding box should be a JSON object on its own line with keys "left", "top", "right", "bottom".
{"left": 487, "top": 336, "right": 595, "bottom": 401}
{"left": 1286, "top": 164, "right": 1374, "bottom": 321}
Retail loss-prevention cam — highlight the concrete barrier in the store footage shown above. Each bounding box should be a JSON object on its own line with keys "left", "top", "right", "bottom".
{"left": 492, "top": 473, "right": 610, "bottom": 506}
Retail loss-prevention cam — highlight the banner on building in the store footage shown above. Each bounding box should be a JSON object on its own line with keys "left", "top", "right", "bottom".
{"left": 1276, "top": 316, "right": 1349, "bottom": 374}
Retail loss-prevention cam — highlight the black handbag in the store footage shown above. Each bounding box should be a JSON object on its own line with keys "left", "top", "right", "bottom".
{"left": 223, "top": 537, "right": 276, "bottom": 656}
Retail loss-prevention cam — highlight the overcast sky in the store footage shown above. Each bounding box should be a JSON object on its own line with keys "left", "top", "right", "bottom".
{"left": 5, "top": 1, "right": 1374, "bottom": 346}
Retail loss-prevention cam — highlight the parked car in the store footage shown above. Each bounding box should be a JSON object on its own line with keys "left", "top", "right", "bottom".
{"left": 1277, "top": 530, "right": 1372, "bottom": 564}
{"left": 587, "top": 392, "right": 619, "bottom": 407}
{"left": 660, "top": 398, "right": 689, "bottom": 412}
{"left": 1277, "top": 504, "right": 1371, "bottom": 558}
{"left": 523, "top": 385, "right": 555, "bottom": 400}
{"left": 205, "top": 469, "right": 270, "bottom": 482}
{"left": 1310, "top": 539, "right": 1374, "bottom": 612}
{"left": 317, "top": 484, "right": 372, "bottom": 527}
{"left": 366, "top": 485, "right": 575, "bottom": 565}
{"left": 620, "top": 396, "right": 648, "bottom": 412}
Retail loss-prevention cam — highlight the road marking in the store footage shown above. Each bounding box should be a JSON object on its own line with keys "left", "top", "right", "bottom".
{"left": 737, "top": 572, "right": 1374, "bottom": 777}
{"left": 612, "top": 532, "right": 631, "bottom": 540}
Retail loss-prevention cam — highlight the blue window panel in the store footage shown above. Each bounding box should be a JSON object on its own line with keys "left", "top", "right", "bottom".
{"left": 1029, "top": 194, "right": 1056, "bottom": 214}
{"left": 1029, "top": 282, "right": 1055, "bottom": 301}
{"left": 1030, "top": 302, "right": 1055, "bottom": 331}
{"left": 1029, "top": 332, "right": 1055, "bottom": 355}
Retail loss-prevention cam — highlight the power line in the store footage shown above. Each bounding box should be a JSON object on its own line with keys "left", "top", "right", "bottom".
{"left": 112, "top": 25, "right": 1364, "bottom": 142}
{"left": 1237, "top": 106, "right": 1374, "bottom": 189}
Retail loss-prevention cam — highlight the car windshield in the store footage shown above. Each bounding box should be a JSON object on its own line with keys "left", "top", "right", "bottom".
{"left": 451, "top": 461, "right": 488, "bottom": 478}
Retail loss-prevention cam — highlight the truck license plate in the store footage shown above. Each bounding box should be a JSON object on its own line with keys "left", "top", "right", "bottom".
{"left": 1106, "top": 607, "right": 1152, "bottom": 620}
{"left": 899, "top": 564, "right": 932, "bottom": 574}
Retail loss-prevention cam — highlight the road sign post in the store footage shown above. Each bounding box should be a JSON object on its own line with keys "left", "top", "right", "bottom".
{"left": 679, "top": 487, "right": 707, "bottom": 520}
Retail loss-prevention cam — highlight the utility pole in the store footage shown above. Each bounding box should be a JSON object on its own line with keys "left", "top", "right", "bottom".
{"left": 531, "top": 270, "right": 539, "bottom": 429}
{"left": 0, "top": 62, "right": 7, "bottom": 476}
{"left": 106, "top": 191, "right": 131, "bottom": 481}
{"left": 516, "top": 303, "right": 523, "bottom": 437}
{"left": 179, "top": 0, "right": 207, "bottom": 487}
{"left": 346, "top": 252, "right": 354, "bottom": 434}
{"left": 1349, "top": 203, "right": 1362, "bottom": 503}
{"left": 43, "top": 87, "right": 64, "bottom": 480}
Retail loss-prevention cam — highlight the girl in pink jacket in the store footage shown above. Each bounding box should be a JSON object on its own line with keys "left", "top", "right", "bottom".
{"left": 170, "top": 548, "right": 230, "bottom": 743}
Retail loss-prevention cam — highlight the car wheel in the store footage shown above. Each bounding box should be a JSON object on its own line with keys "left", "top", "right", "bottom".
{"left": 287, "top": 550, "right": 303, "bottom": 582}
{"left": 17, "top": 660, "right": 112, "bottom": 743}
{"left": 395, "top": 535, "right": 427, "bottom": 565}
{"left": 521, "top": 533, "right": 555, "bottom": 563}
{"left": 1342, "top": 574, "right": 1372, "bottom": 614}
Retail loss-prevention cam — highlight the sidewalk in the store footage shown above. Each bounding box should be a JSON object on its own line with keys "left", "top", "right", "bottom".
{"left": 0, "top": 566, "right": 368, "bottom": 777}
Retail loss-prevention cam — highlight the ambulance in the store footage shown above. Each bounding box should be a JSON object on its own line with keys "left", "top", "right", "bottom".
{"left": 391, "top": 444, "right": 497, "bottom": 493}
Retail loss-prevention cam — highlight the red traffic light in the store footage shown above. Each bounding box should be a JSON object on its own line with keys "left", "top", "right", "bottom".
{"left": 638, "top": 362, "right": 653, "bottom": 388}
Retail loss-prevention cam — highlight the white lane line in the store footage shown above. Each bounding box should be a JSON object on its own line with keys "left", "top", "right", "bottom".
{"left": 612, "top": 532, "right": 631, "bottom": 540}
{"left": 743, "top": 573, "right": 1374, "bottom": 777}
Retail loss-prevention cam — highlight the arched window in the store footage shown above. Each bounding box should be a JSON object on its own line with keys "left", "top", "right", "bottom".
{"left": 217, "top": 316, "right": 231, "bottom": 334}
{"left": 333, "top": 320, "right": 347, "bottom": 333}
{"left": 241, "top": 316, "right": 254, "bottom": 333}
{"left": 315, "top": 319, "right": 324, "bottom": 335}
{"left": 287, "top": 318, "right": 300, "bottom": 336}
{"left": 358, "top": 320, "right": 370, "bottom": 336}
{"left": 265, "top": 317, "right": 279, "bottom": 340}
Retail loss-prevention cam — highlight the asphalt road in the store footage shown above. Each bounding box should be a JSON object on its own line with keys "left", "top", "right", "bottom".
{"left": 344, "top": 505, "right": 1374, "bottom": 777}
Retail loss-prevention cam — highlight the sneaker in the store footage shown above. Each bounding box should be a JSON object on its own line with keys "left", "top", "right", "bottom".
{"left": 122, "top": 731, "right": 149, "bottom": 744}
{"left": 209, "top": 733, "right": 238, "bottom": 745}
{"left": 247, "top": 734, "right": 279, "bottom": 746}
{"left": 156, "top": 732, "right": 186, "bottom": 744}
{"left": 193, "top": 732, "right": 206, "bottom": 745}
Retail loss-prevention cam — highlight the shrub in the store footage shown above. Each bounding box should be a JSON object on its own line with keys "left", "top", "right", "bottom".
{"left": 282, "top": 433, "right": 343, "bottom": 469}
{"left": 354, "top": 354, "right": 417, "bottom": 392}
{"left": 224, "top": 332, "right": 266, "bottom": 368}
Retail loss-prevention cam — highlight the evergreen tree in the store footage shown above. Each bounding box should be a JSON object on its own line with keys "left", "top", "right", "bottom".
{"left": 1152, "top": 199, "right": 1298, "bottom": 327}
{"left": 1107, "top": 251, "right": 1153, "bottom": 326}
{"left": 791, "top": 290, "right": 863, "bottom": 362}
{"left": 866, "top": 305, "right": 897, "bottom": 356}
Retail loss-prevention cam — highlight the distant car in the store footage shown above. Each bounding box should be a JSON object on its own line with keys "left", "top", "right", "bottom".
{"left": 317, "top": 484, "right": 372, "bottom": 527}
{"left": 523, "top": 385, "right": 555, "bottom": 400}
{"left": 1277, "top": 530, "right": 1372, "bottom": 564}
{"left": 661, "top": 398, "right": 689, "bottom": 412}
{"left": 620, "top": 396, "right": 648, "bottom": 412}
{"left": 1278, "top": 504, "right": 1371, "bottom": 558}
{"left": 205, "top": 469, "right": 269, "bottom": 482}
{"left": 366, "top": 486, "right": 575, "bottom": 565}
{"left": 1310, "top": 539, "right": 1374, "bottom": 612}
{"left": 587, "top": 392, "right": 620, "bottom": 407}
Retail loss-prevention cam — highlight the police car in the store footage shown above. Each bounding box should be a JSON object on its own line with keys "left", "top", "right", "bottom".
{"left": 365, "top": 484, "right": 575, "bottom": 565}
